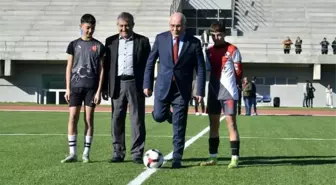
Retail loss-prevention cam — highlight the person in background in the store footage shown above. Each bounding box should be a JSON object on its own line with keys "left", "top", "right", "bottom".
{"left": 295, "top": 37, "right": 302, "bottom": 54}
{"left": 306, "top": 82, "right": 316, "bottom": 108}
{"left": 303, "top": 81, "right": 309, "bottom": 107}
{"left": 332, "top": 37, "right": 336, "bottom": 55}
{"left": 320, "top": 37, "right": 329, "bottom": 55}
{"left": 236, "top": 80, "right": 242, "bottom": 115}
{"left": 200, "top": 29, "right": 210, "bottom": 48}
{"left": 326, "top": 84, "right": 333, "bottom": 109}
{"left": 283, "top": 37, "right": 293, "bottom": 54}
{"left": 250, "top": 77, "right": 258, "bottom": 116}
{"left": 242, "top": 77, "right": 252, "bottom": 115}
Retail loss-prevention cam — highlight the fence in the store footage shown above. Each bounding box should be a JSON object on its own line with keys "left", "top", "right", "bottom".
{"left": 1, "top": 40, "right": 335, "bottom": 56}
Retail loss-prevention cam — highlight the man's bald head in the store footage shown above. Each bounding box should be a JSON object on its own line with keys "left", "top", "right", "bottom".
{"left": 169, "top": 12, "right": 186, "bottom": 37}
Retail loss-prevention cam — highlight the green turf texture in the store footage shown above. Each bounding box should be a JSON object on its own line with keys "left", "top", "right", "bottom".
{"left": 0, "top": 111, "right": 335, "bottom": 185}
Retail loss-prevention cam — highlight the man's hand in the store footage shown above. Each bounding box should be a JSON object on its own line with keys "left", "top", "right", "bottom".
{"left": 102, "top": 91, "right": 109, "bottom": 101}
{"left": 64, "top": 89, "right": 70, "bottom": 104}
{"left": 143, "top": 88, "right": 152, "bottom": 97}
{"left": 94, "top": 92, "right": 101, "bottom": 105}
{"left": 195, "top": 96, "right": 203, "bottom": 103}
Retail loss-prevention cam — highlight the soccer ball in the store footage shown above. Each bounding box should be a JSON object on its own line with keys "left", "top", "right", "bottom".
{"left": 143, "top": 149, "right": 164, "bottom": 168}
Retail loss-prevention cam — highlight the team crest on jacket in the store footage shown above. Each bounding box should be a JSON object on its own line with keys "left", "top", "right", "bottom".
{"left": 91, "top": 45, "right": 97, "bottom": 52}
{"left": 225, "top": 51, "right": 231, "bottom": 58}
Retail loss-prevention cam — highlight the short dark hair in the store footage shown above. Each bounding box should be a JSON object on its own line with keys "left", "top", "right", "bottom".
{"left": 117, "top": 12, "right": 134, "bottom": 25}
{"left": 209, "top": 21, "right": 225, "bottom": 33}
{"left": 81, "top": 14, "right": 96, "bottom": 25}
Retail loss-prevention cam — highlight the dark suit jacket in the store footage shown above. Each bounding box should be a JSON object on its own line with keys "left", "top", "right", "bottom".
{"left": 103, "top": 33, "right": 151, "bottom": 99}
{"left": 143, "top": 31, "right": 206, "bottom": 101}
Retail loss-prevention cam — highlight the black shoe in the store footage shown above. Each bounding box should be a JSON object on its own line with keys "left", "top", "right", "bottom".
{"left": 166, "top": 111, "right": 172, "bottom": 124}
{"left": 132, "top": 158, "right": 143, "bottom": 164}
{"left": 171, "top": 160, "right": 182, "bottom": 169}
{"left": 110, "top": 157, "right": 124, "bottom": 163}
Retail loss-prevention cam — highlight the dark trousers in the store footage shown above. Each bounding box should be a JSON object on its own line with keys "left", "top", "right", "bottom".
{"left": 322, "top": 50, "right": 328, "bottom": 54}
{"left": 250, "top": 97, "right": 257, "bottom": 114}
{"left": 295, "top": 49, "right": 302, "bottom": 54}
{"left": 307, "top": 98, "right": 314, "bottom": 108}
{"left": 194, "top": 97, "right": 205, "bottom": 113}
{"left": 284, "top": 49, "right": 290, "bottom": 54}
{"left": 237, "top": 90, "right": 242, "bottom": 115}
{"left": 111, "top": 79, "right": 146, "bottom": 160}
{"left": 152, "top": 82, "right": 189, "bottom": 161}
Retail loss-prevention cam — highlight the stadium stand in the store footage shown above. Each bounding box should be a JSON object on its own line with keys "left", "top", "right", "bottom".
{"left": 229, "top": 0, "right": 336, "bottom": 55}
{"left": 0, "top": 0, "right": 177, "bottom": 104}
{"left": 0, "top": 0, "right": 171, "bottom": 60}
{"left": 0, "top": 0, "right": 334, "bottom": 107}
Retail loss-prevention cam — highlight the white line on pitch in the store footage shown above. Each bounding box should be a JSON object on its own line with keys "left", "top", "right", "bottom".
{"left": 221, "top": 136, "right": 336, "bottom": 141}
{"left": 126, "top": 116, "right": 226, "bottom": 185}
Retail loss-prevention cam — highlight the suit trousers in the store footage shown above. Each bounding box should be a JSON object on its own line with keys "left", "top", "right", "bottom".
{"left": 152, "top": 82, "right": 189, "bottom": 161}
{"left": 111, "top": 79, "right": 146, "bottom": 159}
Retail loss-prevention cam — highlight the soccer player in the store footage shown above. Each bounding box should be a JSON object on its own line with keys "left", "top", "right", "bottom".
{"left": 200, "top": 21, "right": 243, "bottom": 168}
{"left": 61, "top": 14, "right": 105, "bottom": 163}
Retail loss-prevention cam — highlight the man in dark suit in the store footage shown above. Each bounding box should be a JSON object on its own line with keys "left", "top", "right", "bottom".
{"left": 102, "top": 12, "right": 151, "bottom": 164}
{"left": 143, "top": 12, "right": 206, "bottom": 168}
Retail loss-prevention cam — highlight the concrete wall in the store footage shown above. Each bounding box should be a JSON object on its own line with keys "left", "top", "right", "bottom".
{"left": 1, "top": 62, "right": 335, "bottom": 107}
{"left": 183, "top": 0, "right": 232, "bottom": 9}
{"left": 0, "top": 61, "right": 156, "bottom": 105}
{"left": 0, "top": 61, "right": 65, "bottom": 103}
{"left": 243, "top": 63, "right": 336, "bottom": 107}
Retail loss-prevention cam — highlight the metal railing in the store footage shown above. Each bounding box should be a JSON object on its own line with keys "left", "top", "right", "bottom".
{"left": 170, "top": 0, "right": 182, "bottom": 15}
{"left": 0, "top": 41, "right": 335, "bottom": 56}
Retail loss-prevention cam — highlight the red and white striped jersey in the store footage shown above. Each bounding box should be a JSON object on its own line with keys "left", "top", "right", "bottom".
{"left": 206, "top": 43, "right": 243, "bottom": 100}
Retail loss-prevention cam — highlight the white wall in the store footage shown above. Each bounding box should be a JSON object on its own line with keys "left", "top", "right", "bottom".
{"left": 183, "top": 0, "right": 232, "bottom": 9}
{"left": 0, "top": 62, "right": 65, "bottom": 103}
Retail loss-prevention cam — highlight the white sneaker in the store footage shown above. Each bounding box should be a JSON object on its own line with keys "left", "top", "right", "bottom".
{"left": 195, "top": 112, "right": 200, "bottom": 116}
{"left": 61, "top": 154, "right": 77, "bottom": 163}
{"left": 202, "top": 113, "right": 207, "bottom": 116}
{"left": 82, "top": 154, "right": 90, "bottom": 163}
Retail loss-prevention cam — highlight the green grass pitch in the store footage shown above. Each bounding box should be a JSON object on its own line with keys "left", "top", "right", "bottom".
{"left": 0, "top": 111, "right": 335, "bottom": 185}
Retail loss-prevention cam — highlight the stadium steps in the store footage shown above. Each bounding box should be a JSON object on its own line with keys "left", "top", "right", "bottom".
{"left": 231, "top": 0, "right": 336, "bottom": 55}
{"left": 234, "top": 0, "right": 267, "bottom": 33}
{"left": 0, "top": 0, "right": 172, "bottom": 60}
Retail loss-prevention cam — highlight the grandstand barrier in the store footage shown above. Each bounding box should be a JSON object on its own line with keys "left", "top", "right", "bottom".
{"left": 0, "top": 60, "right": 3, "bottom": 76}
{"left": 41, "top": 88, "right": 66, "bottom": 105}
{"left": 1, "top": 40, "right": 336, "bottom": 60}
{"left": 40, "top": 61, "right": 160, "bottom": 105}
{"left": 313, "top": 64, "right": 321, "bottom": 80}
{"left": 0, "top": 59, "right": 13, "bottom": 77}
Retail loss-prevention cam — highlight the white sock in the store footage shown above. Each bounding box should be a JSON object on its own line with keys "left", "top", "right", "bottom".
{"left": 232, "top": 155, "right": 239, "bottom": 160}
{"left": 210, "top": 154, "right": 217, "bottom": 158}
{"left": 68, "top": 135, "right": 77, "bottom": 155}
{"left": 83, "top": 136, "right": 93, "bottom": 156}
